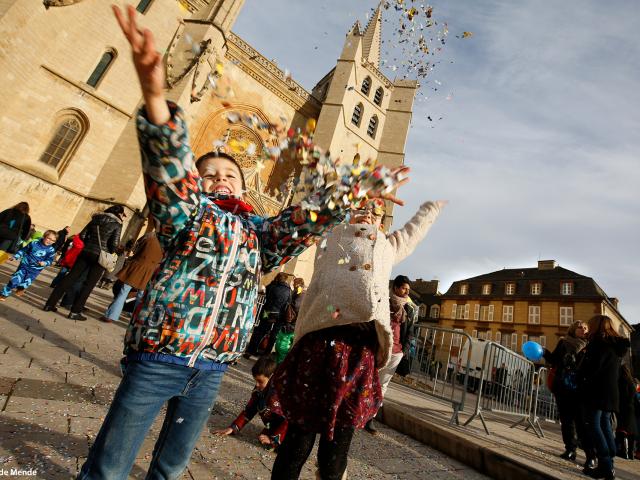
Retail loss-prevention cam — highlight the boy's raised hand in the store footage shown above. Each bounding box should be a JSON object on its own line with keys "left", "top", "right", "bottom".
{"left": 113, "top": 4, "right": 169, "bottom": 124}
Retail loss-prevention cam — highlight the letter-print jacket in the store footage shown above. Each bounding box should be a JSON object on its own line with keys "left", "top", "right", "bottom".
{"left": 124, "top": 103, "right": 345, "bottom": 369}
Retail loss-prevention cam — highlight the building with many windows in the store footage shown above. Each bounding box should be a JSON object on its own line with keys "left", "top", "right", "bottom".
{"left": 438, "top": 260, "right": 633, "bottom": 354}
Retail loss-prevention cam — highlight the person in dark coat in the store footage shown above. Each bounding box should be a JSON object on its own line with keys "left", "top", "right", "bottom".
{"left": 543, "top": 320, "right": 593, "bottom": 464}
{"left": 616, "top": 365, "right": 638, "bottom": 459}
{"left": 245, "top": 273, "right": 292, "bottom": 356}
{"left": 578, "top": 315, "right": 631, "bottom": 479}
{"left": 53, "top": 226, "right": 70, "bottom": 252}
{"left": 43, "top": 205, "right": 124, "bottom": 320}
{"left": 0, "top": 202, "right": 31, "bottom": 256}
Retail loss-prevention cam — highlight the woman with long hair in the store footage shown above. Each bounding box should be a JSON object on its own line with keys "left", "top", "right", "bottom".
{"left": 543, "top": 321, "right": 594, "bottom": 465}
{"left": 578, "top": 315, "right": 630, "bottom": 480}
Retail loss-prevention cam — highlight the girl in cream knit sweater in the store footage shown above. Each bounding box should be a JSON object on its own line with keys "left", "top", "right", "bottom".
{"left": 269, "top": 200, "right": 444, "bottom": 480}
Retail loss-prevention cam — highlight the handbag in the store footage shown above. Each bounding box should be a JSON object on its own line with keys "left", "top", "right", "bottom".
{"left": 95, "top": 225, "right": 117, "bottom": 272}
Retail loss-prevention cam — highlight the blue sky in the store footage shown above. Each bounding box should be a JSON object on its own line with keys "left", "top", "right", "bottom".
{"left": 234, "top": 0, "right": 640, "bottom": 325}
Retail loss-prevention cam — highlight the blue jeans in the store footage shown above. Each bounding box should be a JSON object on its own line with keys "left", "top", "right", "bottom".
{"left": 105, "top": 283, "right": 143, "bottom": 321}
{"left": 78, "top": 360, "right": 224, "bottom": 480}
{"left": 585, "top": 409, "right": 616, "bottom": 471}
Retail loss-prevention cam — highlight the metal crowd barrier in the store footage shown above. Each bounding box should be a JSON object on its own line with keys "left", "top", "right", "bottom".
{"left": 463, "top": 341, "right": 541, "bottom": 436}
{"left": 253, "top": 293, "right": 266, "bottom": 326}
{"left": 404, "top": 325, "right": 474, "bottom": 425}
{"left": 532, "top": 367, "right": 559, "bottom": 424}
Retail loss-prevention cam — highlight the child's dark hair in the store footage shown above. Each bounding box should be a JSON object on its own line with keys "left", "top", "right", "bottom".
{"left": 252, "top": 356, "right": 277, "bottom": 378}
{"left": 195, "top": 151, "right": 246, "bottom": 190}
{"left": 393, "top": 275, "right": 411, "bottom": 289}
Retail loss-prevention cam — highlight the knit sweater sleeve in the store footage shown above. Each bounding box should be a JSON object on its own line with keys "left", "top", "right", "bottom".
{"left": 388, "top": 201, "right": 441, "bottom": 265}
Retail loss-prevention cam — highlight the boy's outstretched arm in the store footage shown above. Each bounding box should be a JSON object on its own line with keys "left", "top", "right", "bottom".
{"left": 388, "top": 200, "right": 446, "bottom": 265}
{"left": 114, "top": 5, "right": 200, "bottom": 248}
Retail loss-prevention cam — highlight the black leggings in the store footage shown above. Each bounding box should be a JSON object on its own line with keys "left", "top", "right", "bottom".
{"left": 271, "top": 425, "right": 354, "bottom": 480}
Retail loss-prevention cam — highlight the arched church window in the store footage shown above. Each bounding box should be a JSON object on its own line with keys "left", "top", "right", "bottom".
{"left": 361, "top": 76, "right": 371, "bottom": 95}
{"left": 39, "top": 109, "right": 89, "bottom": 173}
{"left": 374, "top": 87, "right": 384, "bottom": 106}
{"left": 367, "top": 115, "right": 378, "bottom": 138}
{"left": 136, "top": 0, "right": 153, "bottom": 13}
{"left": 87, "top": 49, "right": 116, "bottom": 88}
{"left": 351, "top": 103, "right": 363, "bottom": 126}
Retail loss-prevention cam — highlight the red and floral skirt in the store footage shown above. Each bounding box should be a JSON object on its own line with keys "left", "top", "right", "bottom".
{"left": 269, "top": 324, "right": 382, "bottom": 441}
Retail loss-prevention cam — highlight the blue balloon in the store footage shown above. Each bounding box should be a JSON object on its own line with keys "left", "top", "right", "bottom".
{"left": 522, "top": 341, "right": 544, "bottom": 361}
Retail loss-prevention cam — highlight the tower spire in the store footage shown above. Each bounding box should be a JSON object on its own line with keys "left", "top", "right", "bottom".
{"left": 361, "top": 3, "right": 383, "bottom": 66}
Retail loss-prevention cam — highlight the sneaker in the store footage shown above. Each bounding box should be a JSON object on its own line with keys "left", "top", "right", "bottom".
{"left": 68, "top": 312, "right": 87, "bottom": 321}
{"left": 364, "top": 419, "right": 378, "bottom": 435}
{"left": 99, "top": 316, "right": 113, "bottom": 323}
{"left": 43, "top": 305, "right": 58, "bottom": 312}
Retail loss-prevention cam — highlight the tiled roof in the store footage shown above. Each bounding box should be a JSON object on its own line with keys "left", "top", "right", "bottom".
{"left": 442, "top": 266, "right": 608, "bottom": 300}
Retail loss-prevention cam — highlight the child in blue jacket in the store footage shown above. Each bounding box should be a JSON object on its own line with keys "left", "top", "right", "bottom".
{"left": 78, "top": 7, "right": 409, "bottom": 480}
{"left": 0, "top": 230, "right": 57, "bottom": 300}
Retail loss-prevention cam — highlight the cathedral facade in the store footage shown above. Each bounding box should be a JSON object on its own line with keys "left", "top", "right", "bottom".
{"left": 0, "top": 0, "right": 416, "bottom": 281}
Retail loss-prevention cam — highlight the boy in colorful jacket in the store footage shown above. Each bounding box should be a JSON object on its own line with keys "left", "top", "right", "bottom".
{"left": 0, "top": 230, "right": 57, "bottom": 300}
{"left": 79, "top": 7, "right": 408, "bottom": 480}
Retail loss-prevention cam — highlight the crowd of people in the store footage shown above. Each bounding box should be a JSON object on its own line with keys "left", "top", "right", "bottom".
{"left": 544, "top": 316, "right": 638, "bottom": 479}
{"left": 0, "top": 5, "right": 637, "bottom": 480}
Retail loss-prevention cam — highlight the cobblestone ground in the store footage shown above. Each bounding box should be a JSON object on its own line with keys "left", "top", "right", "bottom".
{"left": 0, "top": 264, "right": 488, "bottom": 479}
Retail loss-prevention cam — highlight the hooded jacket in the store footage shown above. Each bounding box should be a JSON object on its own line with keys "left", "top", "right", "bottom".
{"left": 79, "top": 213, "right": 122, "bottom": 255}
{"left": 124, "top": 104, "right": 345, "bottom": 369}
{"left": 578, "top": 335, "right": 630, "bottom": 412}
{"left": 294, "top": 201, "right": 441, "bottom": 367}
{"left": 59, "top": 235, "right": 85, "bottom": 269}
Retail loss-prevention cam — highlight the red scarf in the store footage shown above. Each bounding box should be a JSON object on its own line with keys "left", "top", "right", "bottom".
{"left": 212, "top": 197, "right": 254, "bottom": 215}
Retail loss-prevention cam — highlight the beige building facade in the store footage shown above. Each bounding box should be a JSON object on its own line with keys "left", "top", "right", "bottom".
{"left": 438, "top": 260, "right": 633, "bottom": 355}
{"left": 0, "top": 0, "right": 417, "bottom": 283}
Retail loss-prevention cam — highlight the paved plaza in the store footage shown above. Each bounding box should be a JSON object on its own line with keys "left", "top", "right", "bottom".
{"left": 0, "top": 263, "right": 488, "bottom": 479}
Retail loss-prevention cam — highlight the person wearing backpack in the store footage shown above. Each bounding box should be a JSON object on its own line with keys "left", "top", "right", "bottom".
{"left": 543, "top": 320, "right": 594, "bottom": 466}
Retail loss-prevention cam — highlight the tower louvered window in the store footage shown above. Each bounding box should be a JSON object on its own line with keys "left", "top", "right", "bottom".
{"left": 374, "top": 87, "right": 383, "bottom": 106}
{"left": 367, "top": 115, "right": 378, "bottom": 138}
{"left": 351, "top": 103, "right": 363, "bottom": 126}
{"left": 361, "top": 76, "right": 371, "bottom": 95}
